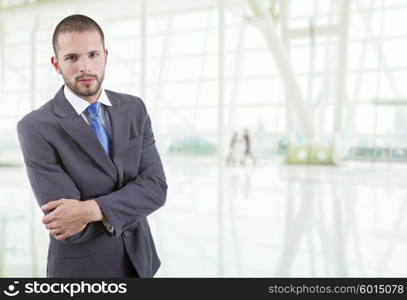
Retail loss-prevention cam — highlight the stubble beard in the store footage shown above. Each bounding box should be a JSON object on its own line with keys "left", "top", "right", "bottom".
{"left": 63, "top": 71, "right": 105, "bottom": 98}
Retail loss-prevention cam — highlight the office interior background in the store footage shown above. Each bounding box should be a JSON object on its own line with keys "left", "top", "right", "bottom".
{"left": 0, "top": 0, "right": 407, "bottom": 277}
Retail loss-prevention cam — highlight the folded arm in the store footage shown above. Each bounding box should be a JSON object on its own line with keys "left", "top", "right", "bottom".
{"left": 17, "top": 100, "right": 167, "bottom": 242}
{"left": 17, "top": 118, "right": 107, "bottom": 244}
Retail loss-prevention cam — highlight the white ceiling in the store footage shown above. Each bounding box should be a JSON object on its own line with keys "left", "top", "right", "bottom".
{"left": 0, "top": 0, "right": 245, "bottom": 31}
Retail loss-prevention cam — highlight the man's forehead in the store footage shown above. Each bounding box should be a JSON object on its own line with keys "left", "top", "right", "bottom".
{"left": 58, "top": 30, "right": 101, "bottom": 41}
{"left": 57, "top": 31, "right": 103, "bottom": 52}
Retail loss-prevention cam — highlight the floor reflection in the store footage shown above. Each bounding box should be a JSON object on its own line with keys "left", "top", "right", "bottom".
{"left": 1, "top": 159, "right": 407, "bottom": 277}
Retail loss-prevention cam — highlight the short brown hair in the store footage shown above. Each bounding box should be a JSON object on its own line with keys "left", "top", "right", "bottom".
{"left": 52, "top": 14, "right": 105, "bottom": 57}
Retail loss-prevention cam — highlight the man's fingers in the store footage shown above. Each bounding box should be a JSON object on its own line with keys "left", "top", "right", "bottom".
{"left": 46, "top": 221, "right": 58, "bottom": 230}
{"left": 50, "top": 229, "right": 64, "bottom": 236}
{"left": 42, "top": 213, "right": 57, "bottom": 224}
{"left": 54, "top": 232, "right": 69, "bottom": 241}
{"left": 41, "top": 199, "right": 64, "bottom": 212}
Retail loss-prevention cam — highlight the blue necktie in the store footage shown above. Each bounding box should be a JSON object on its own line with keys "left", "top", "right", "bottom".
{"left": 86, "top": 102, "right": 111, "bottom": 157}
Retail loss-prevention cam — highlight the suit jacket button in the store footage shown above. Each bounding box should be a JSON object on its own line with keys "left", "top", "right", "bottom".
{"left": 124, "top": 231, "right": 129, "bottom": 237}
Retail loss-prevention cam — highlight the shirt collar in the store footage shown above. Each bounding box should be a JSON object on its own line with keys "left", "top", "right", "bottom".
{"left": 63, "top": 84, "right": 112, "bottom": 115}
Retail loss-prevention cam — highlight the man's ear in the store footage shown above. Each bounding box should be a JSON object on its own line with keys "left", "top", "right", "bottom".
{"left": 51, "top": 56, "right": 62, "bottom": 75}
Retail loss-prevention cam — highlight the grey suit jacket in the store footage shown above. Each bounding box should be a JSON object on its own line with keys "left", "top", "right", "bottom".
{"left": 16, "top": 85, "right": 167, "bottom": 278}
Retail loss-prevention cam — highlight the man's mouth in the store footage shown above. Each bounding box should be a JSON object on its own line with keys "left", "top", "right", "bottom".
{"left": 78, "top": 78, "right": 95, "bottom": 84}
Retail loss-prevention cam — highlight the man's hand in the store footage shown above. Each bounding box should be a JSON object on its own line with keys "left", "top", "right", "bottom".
{"left": 41, "top": 199, "right": 104, "bottom": 241}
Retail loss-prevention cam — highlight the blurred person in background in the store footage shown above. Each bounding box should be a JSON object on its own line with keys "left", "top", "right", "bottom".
{"left": 242, "top": 128, "right": 255, "bottom": 166}
{"left": 227, "top": 131, "right": 239, "bottom": 166}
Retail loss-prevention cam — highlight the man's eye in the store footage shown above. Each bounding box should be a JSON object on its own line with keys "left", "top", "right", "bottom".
{"left": 66, "top": 56, "right": 76, "bottom": 61}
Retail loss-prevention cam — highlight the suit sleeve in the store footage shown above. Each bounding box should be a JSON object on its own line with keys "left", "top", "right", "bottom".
{"left": 94, "top": 100, "right": 167, "bottom": 238}
{"left": 17, "top": 118, "right": 109, "bottom": 245}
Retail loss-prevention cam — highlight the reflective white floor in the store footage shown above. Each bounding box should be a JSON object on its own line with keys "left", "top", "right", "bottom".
{"left": 1, "top": 158, "right": 407, "bottom": 277}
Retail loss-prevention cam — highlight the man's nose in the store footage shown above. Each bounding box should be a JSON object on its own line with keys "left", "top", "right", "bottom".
{"left": 78, "top": 56, "right": 92, "bottom": 73}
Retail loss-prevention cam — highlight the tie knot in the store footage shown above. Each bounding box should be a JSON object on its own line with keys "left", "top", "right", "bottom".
{"left": 86, "top": 102, "right": 101, "bottom": 119}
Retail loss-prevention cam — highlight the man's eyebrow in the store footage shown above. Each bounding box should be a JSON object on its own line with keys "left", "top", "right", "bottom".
{"left": 63, "top": 50, "right": 101, "bottom": 58}
{"left": 63, "top": 53, "right": 78, "bottom": 58}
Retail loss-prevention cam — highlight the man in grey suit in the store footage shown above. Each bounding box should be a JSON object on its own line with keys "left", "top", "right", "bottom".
{"left": 16, "top": 14, "right": 167, "bottom": 277}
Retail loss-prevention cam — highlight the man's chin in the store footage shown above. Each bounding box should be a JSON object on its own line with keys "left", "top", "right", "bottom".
{"left": 75, "top": 86, "right": 99, "bottom": 97}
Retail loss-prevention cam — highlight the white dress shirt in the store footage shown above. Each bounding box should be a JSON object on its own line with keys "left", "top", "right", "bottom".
{"left": 64, "top": 85, "right": 115, "bottom": 234}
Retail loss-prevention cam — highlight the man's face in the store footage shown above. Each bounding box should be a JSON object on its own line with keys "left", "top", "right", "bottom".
{"left": 51, "top": 30, "right": 108, "bottom": 99}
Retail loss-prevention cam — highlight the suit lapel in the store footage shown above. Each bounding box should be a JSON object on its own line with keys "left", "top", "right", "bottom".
{"left": 105, "top": 90, "right": 131, "bottom": 187}
{"left": 53, "top": 86, "right": 118, "bottom": 183}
